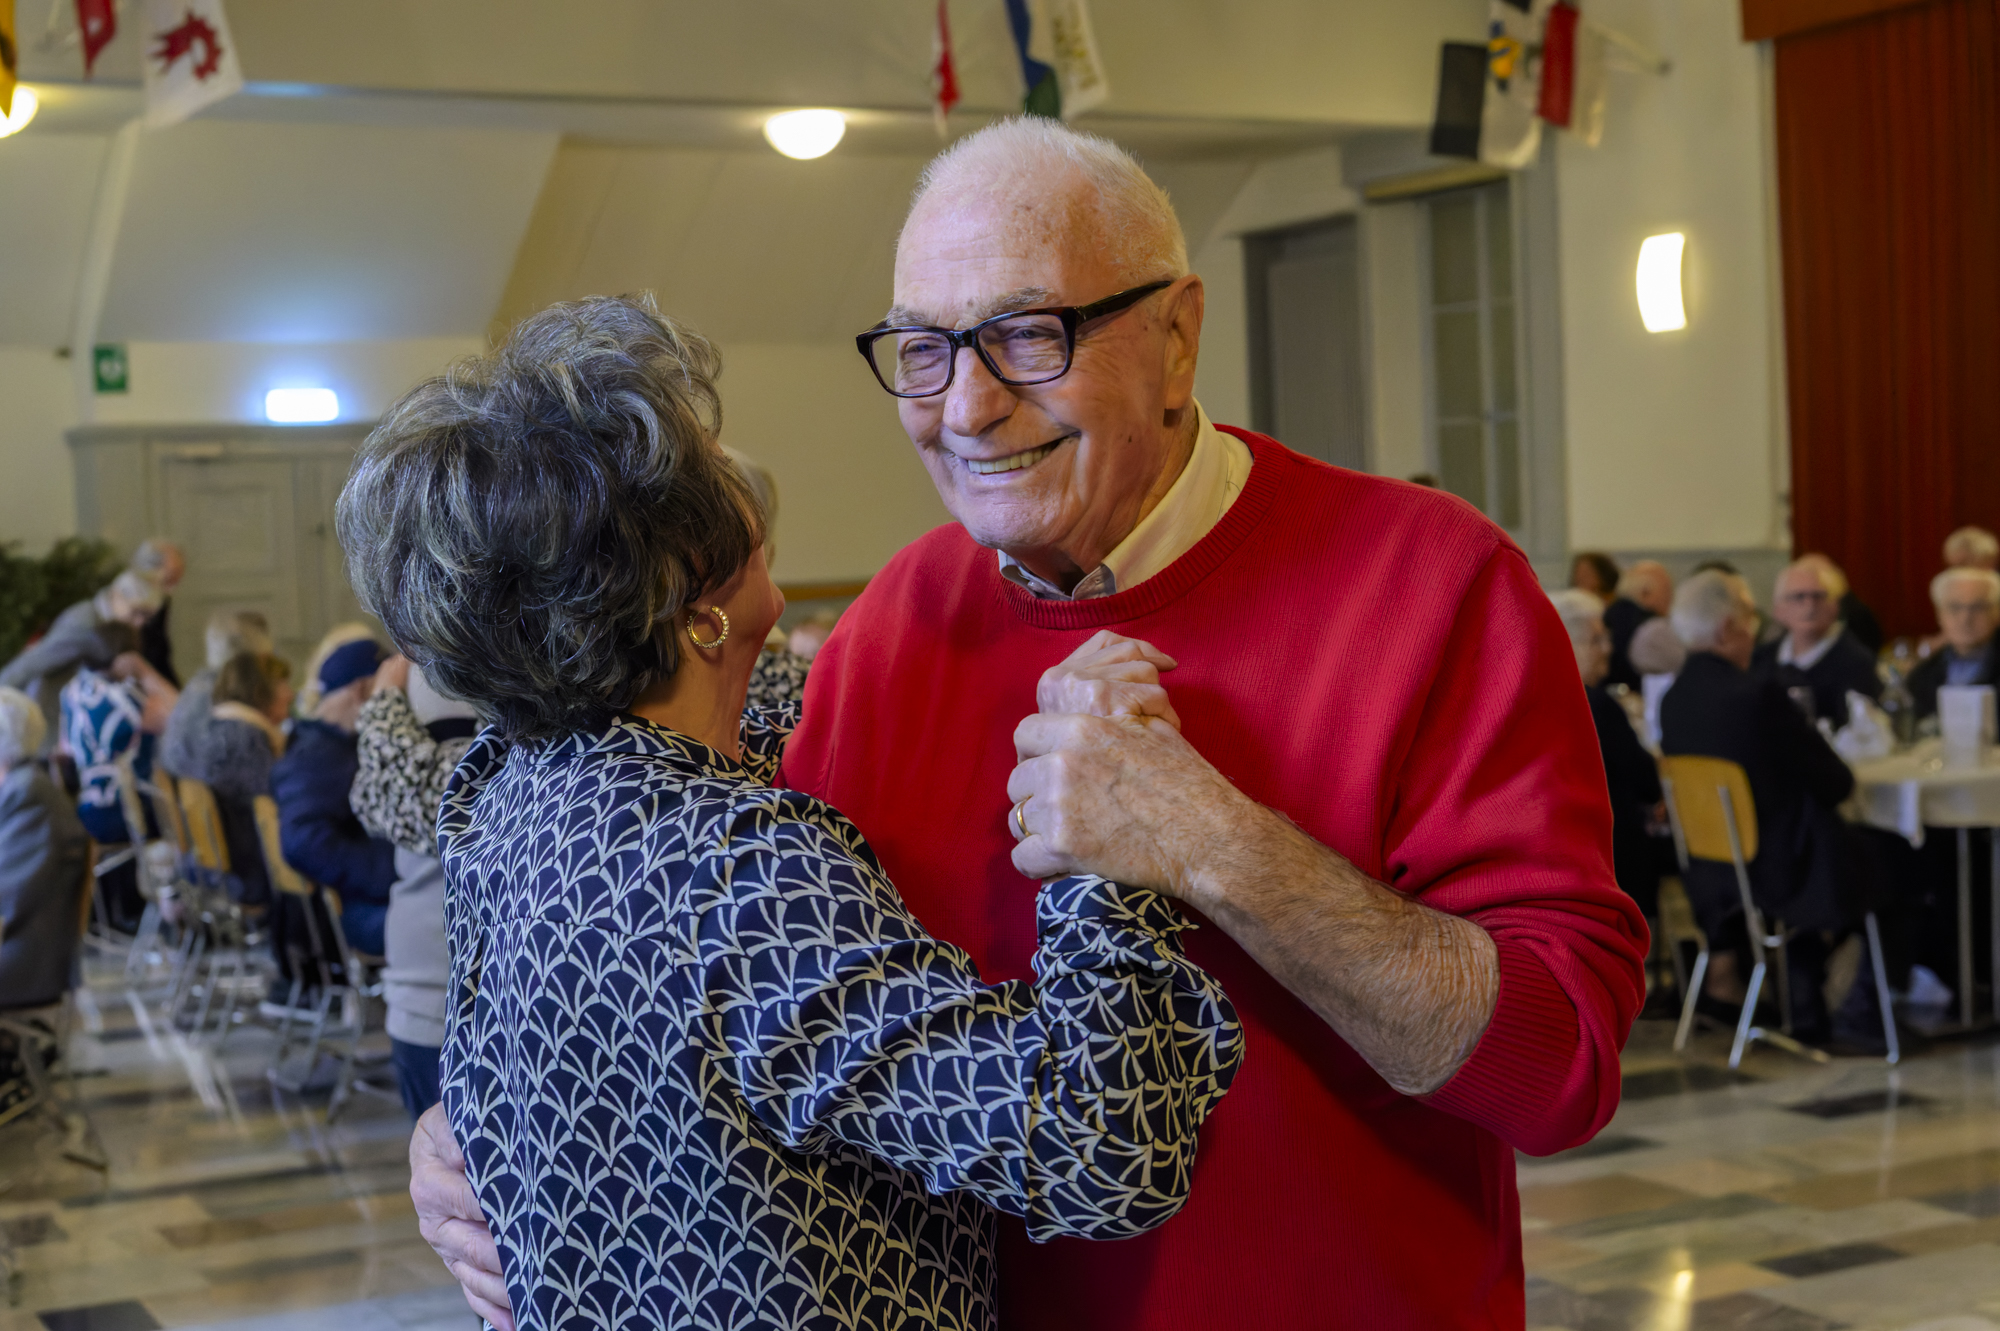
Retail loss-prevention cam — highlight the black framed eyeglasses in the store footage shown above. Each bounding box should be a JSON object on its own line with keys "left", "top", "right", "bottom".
{"left": 855, "top": 280, "right": 1173, "bottom": 398}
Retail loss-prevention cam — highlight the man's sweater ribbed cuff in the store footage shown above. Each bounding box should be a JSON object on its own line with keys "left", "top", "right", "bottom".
{"left": 1421, "top": 942, "right": 1585, "bottom": 1153}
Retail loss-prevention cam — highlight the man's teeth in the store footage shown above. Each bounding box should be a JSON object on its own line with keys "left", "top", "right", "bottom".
{"left": 966, "top": 443, "right": 1056, "bottom": 476}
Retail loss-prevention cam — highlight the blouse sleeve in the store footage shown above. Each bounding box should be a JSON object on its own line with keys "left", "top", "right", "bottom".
{"left": 697, "top": 790, "right": 1243, "bottom": 1243}
{"left": 353, "top": 687, "right": 460, "bottom": 856}
{"left": 737, "top": 649, "right": 808, "bottom": 785}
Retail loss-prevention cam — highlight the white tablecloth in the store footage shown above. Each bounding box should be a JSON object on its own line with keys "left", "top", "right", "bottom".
{"left": 1848, "top": 741, "right": 2000, "bottom": 844}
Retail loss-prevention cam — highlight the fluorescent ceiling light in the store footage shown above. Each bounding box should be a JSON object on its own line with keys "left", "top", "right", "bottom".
{"left": 763, "top": 109, "right": 846, "bottom": 160}
{"left": 1636, "top": 233, "right": 1687, "bottom": 333}
{"left": 0, "top": 88, "right": 40, "bottom": 139}
{"left": 265, "top": 387, "right": 339, "bottom": 423}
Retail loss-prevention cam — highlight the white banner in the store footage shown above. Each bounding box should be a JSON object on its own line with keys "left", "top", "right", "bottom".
{"left": 142, "top": 0, "right": 243, "bottom": 129}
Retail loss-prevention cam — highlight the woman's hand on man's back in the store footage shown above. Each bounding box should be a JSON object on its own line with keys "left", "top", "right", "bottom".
{"left": 1036, "top": 630, "right": 1180, "bottom": 730}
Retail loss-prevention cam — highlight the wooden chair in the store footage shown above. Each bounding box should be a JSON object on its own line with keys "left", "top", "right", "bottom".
{"left": 166, "top": 777, "right": 259, "bottom": 1038}
{"left": 253, "top": 796, "right": 388, "bottom": 1118}
{"left": 1661, "top": 755, "right": 1898, "bottom": 1068}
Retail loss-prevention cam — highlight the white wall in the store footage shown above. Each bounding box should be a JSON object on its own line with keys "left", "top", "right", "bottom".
{"left": 1555, "top": 0, "right": 1784, "bottom": 554}
{"left": 0, "top": 349, "right": 83, "bottom": 551}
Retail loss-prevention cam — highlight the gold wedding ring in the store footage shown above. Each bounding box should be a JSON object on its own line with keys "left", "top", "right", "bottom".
{"left": 1012, "top": 797, "right": 1031, "bottom": 840}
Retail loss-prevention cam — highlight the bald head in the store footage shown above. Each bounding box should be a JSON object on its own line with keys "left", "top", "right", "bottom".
{"left": 1617, "top": 561, "right": 1674, "bottom": 616}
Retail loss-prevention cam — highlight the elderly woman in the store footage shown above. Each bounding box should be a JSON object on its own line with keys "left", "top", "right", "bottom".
{"left": 0, "top": 570, "right": 164, "bottom": 754}
{"left": 161, "top": 609, "right": 275, "bottom": 779}
{"left": 336, "top": 296, "right": 1240, "bottom": 1331}
{"left": 0, "top": 689, "right": 90, "bottom": 1008}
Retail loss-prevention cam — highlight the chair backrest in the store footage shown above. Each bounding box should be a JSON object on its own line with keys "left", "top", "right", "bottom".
{"left": 1658, "top": 755, "right": 1760, "bottom": 865}
{"left": 142, "top": 774, "right": 189, "bottom": 855}
{"left": 176, "top": 777, "right": 231, "bottom": 873}
{"left": 251, "top": 795, "right": 316, "bottom": 899}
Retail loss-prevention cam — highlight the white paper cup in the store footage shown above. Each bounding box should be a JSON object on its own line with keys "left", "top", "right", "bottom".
{"left": 1938, "top": 684, "right": 1996, "bottom": 767}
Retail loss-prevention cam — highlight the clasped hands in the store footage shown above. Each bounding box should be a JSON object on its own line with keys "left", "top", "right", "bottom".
{"left": 409, "top": 629, "right": 1243, "bottom": 1329}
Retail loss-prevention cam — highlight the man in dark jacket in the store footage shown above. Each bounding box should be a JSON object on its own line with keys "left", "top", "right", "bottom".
{"left": 1604, "top": 560, "right": 1674, "bottom": 691}
{"left": 270, "top": 639, "right": 396, "bottom": 956}
{"left": 1909, "top": 567, "right": 2000, "bottom": 721}
{"left": 1661, "top": 571, "right": 1871, "bottom": 1045}
{"left": 1753, "top": 555, "right": 1882, "bottom": 726}
{"left": 130, "top": 539, "right": 186, "bottom": 688}
{"left": 0, "top": 688, "right": 89, "bottom": 1009}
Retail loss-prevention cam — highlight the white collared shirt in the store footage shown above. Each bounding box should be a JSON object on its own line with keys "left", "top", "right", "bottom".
{"left": 1778, "top": 625, "right": 1843, "bottom": 672}
{"left": 998, "top": 402, "right": 1253, "bottom": 601}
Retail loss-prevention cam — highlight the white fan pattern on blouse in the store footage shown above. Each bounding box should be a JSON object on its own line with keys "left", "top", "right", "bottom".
{"left": 439, "top": 703, "right": 1243, "bottom": 1331}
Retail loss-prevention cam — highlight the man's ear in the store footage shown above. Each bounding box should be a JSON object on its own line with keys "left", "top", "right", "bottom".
{"left": 1160, "top": 275, "right": 1205, "bottom": 413}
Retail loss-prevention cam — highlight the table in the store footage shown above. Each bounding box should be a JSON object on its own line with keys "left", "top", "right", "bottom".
{"left": 1848, "top": 741, "right": 2000, "bottom": 1028}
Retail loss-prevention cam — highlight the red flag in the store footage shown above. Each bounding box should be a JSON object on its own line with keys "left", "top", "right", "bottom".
{"left": 76, "top": 0, "right": 115, "bottom": 76}
{"left": 931, "top": 0, "right": 959, "bottom": 136}
{"left": 1538, "top": 2, "right": 1579, "bottom": 126}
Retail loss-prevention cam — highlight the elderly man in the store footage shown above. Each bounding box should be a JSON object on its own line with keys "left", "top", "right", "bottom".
{"left": 1753, "top": 555, "right": 1882, "bottom": 725}
{"left": 1910, "top": 566, "right": 2000, "bottom": 719}
{"left": 0, "top": 570, "right": 163, "bottom": 753}
{"left": 414, "top": 117, "right": 1643, "bottom": 1329}
{"left": 128, "top": 539, "right": 186, "bottom": 686}
{"left": 1604, "top": 559, "right": 1673, "bottom": 690}
{"left": 1660, "top": 572, "right": 1883, "bottom": 1048}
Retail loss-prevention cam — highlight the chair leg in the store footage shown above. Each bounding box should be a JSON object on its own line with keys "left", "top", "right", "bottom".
{"left": 1731, "top": 960, "right": 1766, "bottom": 1069}
{"left": 1675, "top": 948, "right": 1710, "bottom": 1052}
{"left": 1865, "top": 912, "right": 1901, "bottom": 1066}
{"left": 1774, "top": 929, "right": 1793, "bottom": 1036}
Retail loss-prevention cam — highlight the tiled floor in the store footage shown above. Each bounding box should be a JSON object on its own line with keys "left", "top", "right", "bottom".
{"left": 1524, "top": 1018, "right": 2000, "bottom": 1331}
{"left": 10, "top": 951, "right": 2000, "bottom": 1331}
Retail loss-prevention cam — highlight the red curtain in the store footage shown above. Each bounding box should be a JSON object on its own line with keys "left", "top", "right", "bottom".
{"left": 1774, "top": 0, "right": 2000, "bottom": 637}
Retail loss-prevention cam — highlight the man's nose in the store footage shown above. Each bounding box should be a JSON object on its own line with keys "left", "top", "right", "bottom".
{"left": 940, "top": 346, "right": 1016, "bottom": 440}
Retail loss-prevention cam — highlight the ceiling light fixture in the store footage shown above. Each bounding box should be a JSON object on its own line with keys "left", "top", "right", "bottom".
{"left": 1636, "top": 233, "right": 1687, "bottom": 333}
{"left": 763, "top": 109, "right": 847, "bottom": 160}
{"left": 265, "top": 387, "right": 339, "bottom": 423}
{"left": 0, "top": 88, "right": 40, "bottom": 139}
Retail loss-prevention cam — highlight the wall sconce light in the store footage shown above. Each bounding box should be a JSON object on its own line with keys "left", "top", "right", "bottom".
{"left": 763, "top": 109, "right": 846, "bottom": 160}
{"left": 265, "top": 387, "right": 339, "bottom": 423}
{"left": 1636, "top": 233, "right": 1687, "bottom": 333}
{"left": 0, "top": 88, "right": 40, "bottom": 139}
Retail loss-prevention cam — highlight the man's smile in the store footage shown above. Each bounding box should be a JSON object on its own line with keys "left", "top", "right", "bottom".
{"left": 959, "top": 435, "right": 1072, "bottom": 476}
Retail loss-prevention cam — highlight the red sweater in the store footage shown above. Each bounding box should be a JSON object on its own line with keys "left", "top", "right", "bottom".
{"left": 779, "top": 430, "right": 1646, "bottom": 1329}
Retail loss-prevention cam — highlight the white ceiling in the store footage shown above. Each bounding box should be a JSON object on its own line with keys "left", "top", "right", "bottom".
{"left": 1, "top": 0, "right": 1483, "bottom": 350}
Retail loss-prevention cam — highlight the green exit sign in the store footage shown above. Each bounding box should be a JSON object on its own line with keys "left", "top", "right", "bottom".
{"left": 92, "top": 344, "right": 128, "bottom": 394}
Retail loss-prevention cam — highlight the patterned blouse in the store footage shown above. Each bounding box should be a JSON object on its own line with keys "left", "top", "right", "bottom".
{"left": 439, "top": 701, "right": 1242, "bottom": 1331}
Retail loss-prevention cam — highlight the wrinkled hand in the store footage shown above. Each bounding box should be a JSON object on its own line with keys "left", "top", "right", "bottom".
{"left": 411, "top": 1102, "right": 513, "bottom": 1331}
{"left": 376, "top": 653, "right": 412, "bottom": 694}
{"left": 1036, "top": 630, "right": 1180, "bottom": 729}
{"left": 1007, "top": 711, "right": 1257, "bottom": 895}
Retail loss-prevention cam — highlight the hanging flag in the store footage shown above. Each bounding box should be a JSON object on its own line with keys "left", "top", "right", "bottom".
{"left": 141, "top": 0, "right": 242, "bottom": 128}
{"left": 1, "top": 0, "right": 16, "bottom": 117}
{"left": 1537, "top": 2, "right": 1607, "bottom": 147}
{"left": 76, "top": 0, "right": 115, "bottom": 77}
{"left": 931, "top": 0, "right": 959, "bottom": 136}
{"left": 1429, "top": 0, "right": 1551, "bottom": 168}
{"left": 1002, "top": 0, "right": 1109, "bottom": 121}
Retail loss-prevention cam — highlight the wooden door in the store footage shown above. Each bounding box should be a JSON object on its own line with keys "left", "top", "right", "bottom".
{"left": 157, "top": 450, "right": 311, "bottom": 672}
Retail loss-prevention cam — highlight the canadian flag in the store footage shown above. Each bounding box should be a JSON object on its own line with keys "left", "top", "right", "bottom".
{"left": 142, "top": 0, "right": 242, "bottom": 128}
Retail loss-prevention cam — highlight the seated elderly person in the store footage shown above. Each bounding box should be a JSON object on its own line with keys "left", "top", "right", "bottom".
{"left": 0, "top": 689, "right": 90, "bottom": 1009}
{"left": 1753, "top": 555, "right": 1882, "bottom": 725}
{"left": 1604, "top": 560, "right": 1673, "bottom": 691}
{"left": 1945, "top": 525, "right": 2000, "bottom": 572}
{"left": 337, "top": 294, "right": 1241, "bottom": 1327}
{"left": 161, "top": 610, "right": 274, "bottom": 780}
{"left": 1660, "top": 571, "right": 1884, "bottom": 1047}
{"left": 1910, "top": 567, "right": 2000, "bottom": 719}
{"left": 0, "top": 571, "right": 163, "bottom": 754}
{"left": 270, "top": 635, "right": 396, "bottom": 956}
{"left": 1570, "top": 552, "right": 1620, "bottom": 601}
{"left": 60, "top": 653, "right": 178, "bottom": 930}
{"left": 191, "top": 651, "right": 294, "bottom": 904}
{"left": 1550, "top": 591, "right": 1663, "bottom": 920}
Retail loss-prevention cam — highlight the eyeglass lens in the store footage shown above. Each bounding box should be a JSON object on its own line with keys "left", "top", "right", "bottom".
{"left": 884, "top": 313, "right": 1071, "bottom": 395}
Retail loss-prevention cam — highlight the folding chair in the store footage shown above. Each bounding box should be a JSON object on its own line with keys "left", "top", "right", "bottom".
{"left": 1661, "top": 755, "right": 1898, "bottom": 1067}
{"left": 253, "top": 796, "right": 389, "bottom": 1118}
{"left": 167, "top": 777, "right": 260, "bottom": 1038}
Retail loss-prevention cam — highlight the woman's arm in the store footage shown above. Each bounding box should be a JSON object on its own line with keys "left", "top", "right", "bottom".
{"left": 706, "top": 792, "right": 1242, "bottom": 1243}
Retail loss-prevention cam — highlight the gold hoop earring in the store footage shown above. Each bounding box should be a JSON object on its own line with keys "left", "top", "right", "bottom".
{"left": 686, "top": 606, "right": 730, "bottom": 651}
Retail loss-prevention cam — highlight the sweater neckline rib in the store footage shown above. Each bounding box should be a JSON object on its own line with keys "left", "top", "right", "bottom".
{"left": 997, "top": 427, "right": 1289, "bottom": 630}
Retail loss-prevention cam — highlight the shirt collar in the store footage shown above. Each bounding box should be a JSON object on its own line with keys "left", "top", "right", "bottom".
{"left": 1778, "top": 625, "right": 1842, "bottom": 671}
{"left": 997, "top": 403, "right": 1252, "bottom": 601}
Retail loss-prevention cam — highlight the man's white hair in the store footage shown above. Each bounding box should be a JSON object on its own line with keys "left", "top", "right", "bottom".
{"left": 0, "top": 687, "right": 45, "bottom": 768}
{"left": 98, "top": 569, "right": 163, "bottom": 617}
{"left": 1671, "top": 571, "right": 1753, "bottom": 651}
{"left": 1777, "top": 554, "right": 1848, "bottom": 602}
{"left": 205, "top": 609, "right": 273, "bottom": 670}
{"left": 905, "top": 117, "right": 1188, "bottom": 283}
{"left": 1931, "top": 566, "right": 2000, "bottom": 610}
{"left": 1547, "top": 589, "right": 1604, "bottom": 647}
{"left": 1944, "top": 526, "right": 2000, "bottom": 568}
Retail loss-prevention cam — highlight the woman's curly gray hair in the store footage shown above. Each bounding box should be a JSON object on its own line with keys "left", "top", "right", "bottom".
{"left": 336, "top": 295, "right": 762, "bottom": 743}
